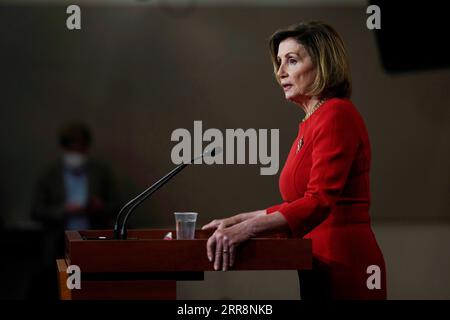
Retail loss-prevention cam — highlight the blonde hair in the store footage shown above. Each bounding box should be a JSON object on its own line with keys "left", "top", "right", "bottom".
{"left": 269, "top": 21, "right": 351, "bottom": 99}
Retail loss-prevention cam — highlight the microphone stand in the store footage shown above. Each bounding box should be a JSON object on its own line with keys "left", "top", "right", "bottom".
{"left": 113, "top": 149, "right": 217, "bottom": 240}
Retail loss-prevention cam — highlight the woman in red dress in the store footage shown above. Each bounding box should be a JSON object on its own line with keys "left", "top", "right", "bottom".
{"left": 202, "top": 21, "right": 387, "bottom": 300}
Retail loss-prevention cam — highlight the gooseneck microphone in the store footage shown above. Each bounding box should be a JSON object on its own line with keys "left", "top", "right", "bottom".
{"left": 113, "top": 147, "right": 221, "bottom": 240}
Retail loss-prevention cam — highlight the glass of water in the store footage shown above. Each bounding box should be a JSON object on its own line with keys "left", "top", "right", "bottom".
{"left": 174, "top": 212, "right": 198, "bottom": 240}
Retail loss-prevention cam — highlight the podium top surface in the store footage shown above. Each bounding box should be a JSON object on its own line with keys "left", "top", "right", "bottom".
{"left": 65, "top": 229, "right": 312, "bottom": 273}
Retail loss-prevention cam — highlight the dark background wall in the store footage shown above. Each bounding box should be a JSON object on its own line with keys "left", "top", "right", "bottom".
{"left": 0, "top": 3, "right": 449, "bottom": 299}
{"left": 1, "top": 5, "right": 449, "bottom": 227}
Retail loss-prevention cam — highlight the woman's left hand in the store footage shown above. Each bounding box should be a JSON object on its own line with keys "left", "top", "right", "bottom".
{"left": 206, "top": 219, "right": 255, "bottom": 271}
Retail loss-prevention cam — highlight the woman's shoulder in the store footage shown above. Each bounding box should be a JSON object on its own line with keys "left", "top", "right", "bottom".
{"left": 309, "top": 98, "right": 369, "bottom": 140}
{"left": 316, "top": 97, "right": 363, "bottom": 124}
{"left": 323, "top": 97, "right": 357, "bottom": 114}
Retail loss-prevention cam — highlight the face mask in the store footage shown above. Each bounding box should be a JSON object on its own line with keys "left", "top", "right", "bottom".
{"left": 63, "top": 152, "right": 87, "bottom": 169}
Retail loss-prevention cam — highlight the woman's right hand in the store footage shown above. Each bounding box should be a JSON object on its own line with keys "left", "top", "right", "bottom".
{"left": 201, "top": 210, "right": 266, "bottom": 231}
{"left": 201, "top": 217, "right": 237, "bottom": 231}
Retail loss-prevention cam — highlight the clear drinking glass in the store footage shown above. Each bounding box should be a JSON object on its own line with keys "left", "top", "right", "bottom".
{"left": 174, "top": 212, "right": 198, "bottom": 240}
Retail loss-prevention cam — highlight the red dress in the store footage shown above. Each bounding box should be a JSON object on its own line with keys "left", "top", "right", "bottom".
{"left": 266, "top": 98, "right": 387, "bottom": 299}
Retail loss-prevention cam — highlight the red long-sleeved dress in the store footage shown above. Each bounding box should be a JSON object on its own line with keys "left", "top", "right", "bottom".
{"left": 266, "top": 98, "right": 387, "bottom": 299}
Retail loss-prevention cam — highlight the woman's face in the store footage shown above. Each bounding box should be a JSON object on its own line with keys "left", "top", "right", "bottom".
{"left": 276, "top": 38, "right": 317, "bottom": 102}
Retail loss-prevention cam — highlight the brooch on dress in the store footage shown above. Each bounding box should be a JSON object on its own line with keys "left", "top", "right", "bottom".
{"left": 296, "top": 136, "right": 303, "bottom": 154}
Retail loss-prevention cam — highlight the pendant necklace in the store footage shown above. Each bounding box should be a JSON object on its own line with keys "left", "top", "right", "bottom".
{"left": 296, "top": 99, "right": 326, "bottom": 154}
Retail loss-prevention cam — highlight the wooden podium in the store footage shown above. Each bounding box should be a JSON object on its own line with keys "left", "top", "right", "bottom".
{"left": 56, "top": 229, "right": 312, "bottom": 300}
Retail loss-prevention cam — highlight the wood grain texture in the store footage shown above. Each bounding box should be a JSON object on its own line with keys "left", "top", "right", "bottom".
{"left": 56, "top": 259, "right": 72, "bottom": 300}
{"left": 66, "top": 229, "right": 312, "bottom": 272}
{"left": 58, "top": 228, "right": 312, "bottom": 299}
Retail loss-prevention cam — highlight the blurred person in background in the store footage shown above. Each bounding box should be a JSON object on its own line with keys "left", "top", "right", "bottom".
{"left": 28, "top": 122, "right": 118, "bottom": 299}
{"left": 32, "top": 122, "right": 118, "bottom": 242}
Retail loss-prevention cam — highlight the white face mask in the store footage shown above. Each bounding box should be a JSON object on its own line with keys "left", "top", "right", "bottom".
{"left": 63, "top": 152, "right": 87, "bottom": 169}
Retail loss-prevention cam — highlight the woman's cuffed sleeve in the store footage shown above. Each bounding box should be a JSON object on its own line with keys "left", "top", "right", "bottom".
{"left": 266, "top": 203, "right": 285, "bottom": 214}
